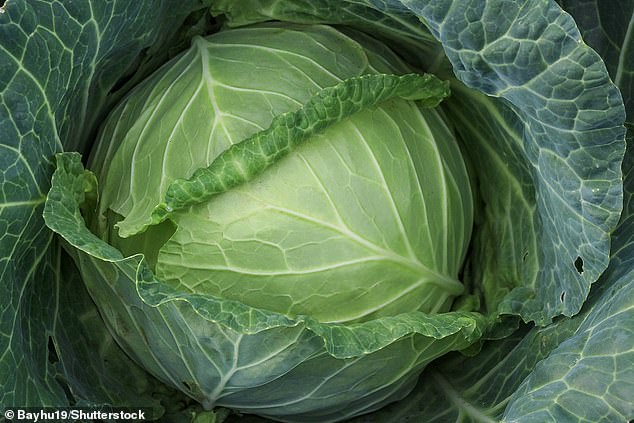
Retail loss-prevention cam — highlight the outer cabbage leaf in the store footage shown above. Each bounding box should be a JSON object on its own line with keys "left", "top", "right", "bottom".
{"left": 500, "top": 2, "right": 634, "bottom": 421}
{"left": 404, "top": 0, "right": 625, "bottom": 323}
{"left": 557, "top": 0, "right": 634, "bottom": 116}
{"left": 0, "top": 0, "right": 216, "bottom": 412}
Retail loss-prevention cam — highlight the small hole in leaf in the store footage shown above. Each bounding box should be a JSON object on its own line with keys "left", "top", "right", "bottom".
{"left": 560, "top": 291, "right": 566, "bottom": 302}
{"left": 182, "top": 381, "right": 192, "bottom": 391}
{"left": 574, "top": 256, "right": 584, "bottom": 274}
{"left": 47, "top": 336, "right": 59, "bottom": 364}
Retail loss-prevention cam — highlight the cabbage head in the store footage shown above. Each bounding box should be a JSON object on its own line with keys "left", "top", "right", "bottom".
{"left": 68, "top": 23, "right": 480, "bottom": 420}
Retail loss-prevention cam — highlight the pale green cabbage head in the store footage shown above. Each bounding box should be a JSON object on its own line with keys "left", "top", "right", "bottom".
{"left": 76, "top": 23, "right": 476, "bottom": 420}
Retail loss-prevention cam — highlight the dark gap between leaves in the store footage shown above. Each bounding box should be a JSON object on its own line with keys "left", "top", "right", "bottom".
{"left": 108, "top": 47, "right": 149, "bottom": 95}
{"left": 47, "top": 336, "right": 60, "bottom": 364}
{"left": 48, "top": 336, "right": 77, "bottom": 404}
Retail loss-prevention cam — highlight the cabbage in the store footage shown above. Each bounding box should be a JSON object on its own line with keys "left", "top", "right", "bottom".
{"left": 55, "top": 24, "right": 484, "bottom": 421}
{"left": 3, "top": 1, "right": 631, "bottom": 423}
{"left": 94, "top": 24, "right": 473, "bottom": 323}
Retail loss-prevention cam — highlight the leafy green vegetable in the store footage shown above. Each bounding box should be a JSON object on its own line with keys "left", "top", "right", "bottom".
{"left": 1, "top": 0, "right": 631, "bottom": 422}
